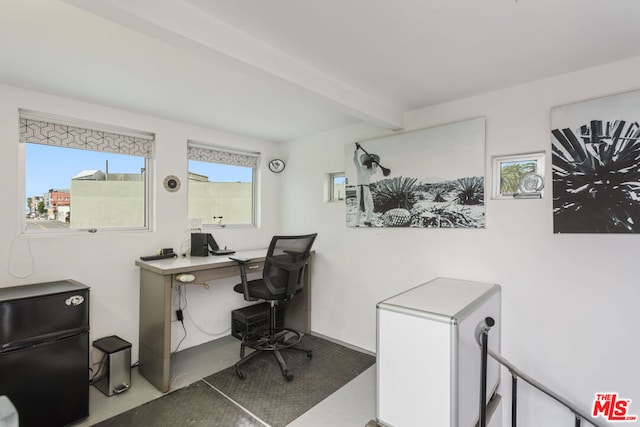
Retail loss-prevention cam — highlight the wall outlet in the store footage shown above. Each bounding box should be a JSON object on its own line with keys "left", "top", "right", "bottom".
{"left": 188, "top": 217, "right": 202, "bottom": 231}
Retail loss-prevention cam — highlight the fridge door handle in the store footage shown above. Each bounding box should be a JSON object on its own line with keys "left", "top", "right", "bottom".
{"left": 65, "top": 295, "right": 85, "bottom": 306}
{"left": 1, "top": 328, "right": 89, "bottom": 353}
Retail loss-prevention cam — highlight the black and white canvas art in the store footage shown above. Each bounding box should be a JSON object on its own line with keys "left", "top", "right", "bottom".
{"left": 344, "top": 117, "right": 485, "bottom": 228}
{"left": 551, "top": 89, "right": 640, "bottom": 233}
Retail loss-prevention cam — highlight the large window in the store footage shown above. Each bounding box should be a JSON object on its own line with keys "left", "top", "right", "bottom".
{"left": 21, "top": 110, "right": 154, "bottom": 232}
{"left": 187, "top": 141, "right": 258, "bottom": 227}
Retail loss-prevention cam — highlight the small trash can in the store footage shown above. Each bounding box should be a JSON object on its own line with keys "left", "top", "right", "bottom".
{"left": 92, "top": 336, "right": 131, "bottom": 397}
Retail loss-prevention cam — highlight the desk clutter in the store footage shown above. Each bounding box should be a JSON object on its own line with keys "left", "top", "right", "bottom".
{"left": 231, "top": 302, "right": 284, "bottom": 340}
{"left": 191, "top": 233, "right": 235, "bottom": 256}
{"left": 140, "top": 248, "right": 177, "bottom": 261}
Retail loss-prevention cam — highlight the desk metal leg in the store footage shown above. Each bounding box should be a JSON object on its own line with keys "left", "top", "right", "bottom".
{"left": 138, "top": 269, "right": 172, "bottom": 392}
{"left": 282, "top": 255, "right": 313, "bottom": 334}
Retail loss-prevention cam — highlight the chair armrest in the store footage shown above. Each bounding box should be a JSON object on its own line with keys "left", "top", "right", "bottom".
{"left": 228, "top": 256, "right": 257, "bottom": 301}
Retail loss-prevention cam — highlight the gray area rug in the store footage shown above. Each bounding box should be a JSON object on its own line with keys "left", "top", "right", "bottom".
{"left": 94, "top": 335, "right": 375, "bottom": 427}
{"left": 204, "top": 335, "right": 375, "bottom": 427}
{"left": 94, "top": 380, "right": 262, "bottom": 427}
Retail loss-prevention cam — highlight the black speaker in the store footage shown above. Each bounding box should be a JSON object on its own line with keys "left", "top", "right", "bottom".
{"left": 191, "top": 233, "right": 209, "bottom": 257}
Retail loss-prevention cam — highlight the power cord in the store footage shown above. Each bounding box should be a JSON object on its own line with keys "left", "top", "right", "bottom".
{"left": 89, "top": 353, "right": 107, "bottom": 385}
{"left": 172, "top": 284, "right": 188, "bottom": 353}
{"left": 184, "top": 306, "right": 231, "bottom": 337}
{"left": 179, "top": 237, "right": 191, "bottom": 257}
{"left": 182, "top": 284, "right": 231, "bottom": 337}
{"left": 171, "top": 283, "right": 231, "bottom": 350}
{"left": 173, "top": 308, "right": 187, "bottom": 353}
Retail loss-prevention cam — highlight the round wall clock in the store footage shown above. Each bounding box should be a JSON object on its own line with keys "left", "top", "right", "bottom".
{"left": 268, "top": 159, "right": 286, "bottom": 173}
{"left": 163, "top": 175, "right": 181, "bottom": 192}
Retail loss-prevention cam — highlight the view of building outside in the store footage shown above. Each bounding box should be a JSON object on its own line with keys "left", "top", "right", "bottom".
{"left": 187, "top": 160, "right": 254, "bottom": 227}
{"left": 70, "top": 175, "right": 145, "bottom": 229}
{"left": 188, "top": 180, "right": 253, "bottom": 225}
{"left": 26, "top": 170, "right": 145, "bottom": 230}
{"left": 26, "top": 170, "right": 252, "bottom": 230}
{"left": 26, "top": 140, "right": 254, "bottom": 231}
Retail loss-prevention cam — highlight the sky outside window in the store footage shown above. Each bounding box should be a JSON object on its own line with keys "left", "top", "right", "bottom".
{"left": 187, "top": 160, "right": 252, "bottom": 182}
{"left": 25, "top": 144, "right": 144, "bottom": 200}
{"left": 26, "top": 144, "right": 252, "bottom": 207}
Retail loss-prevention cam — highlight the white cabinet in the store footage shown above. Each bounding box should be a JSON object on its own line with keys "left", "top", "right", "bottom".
{"left": 376, "top": 277, "right": 501, "bottom": 427}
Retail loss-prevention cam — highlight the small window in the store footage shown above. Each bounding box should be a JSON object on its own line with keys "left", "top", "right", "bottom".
{"left": 330, "top": 173, "right": 346, "bottom": 202}
{"left": 492, "top": 152, "right": 545, "bottom": 199}
{"left": 187, "top": 141, "right": 258, "bottom": 227}
{"left": 21, "top": 110, "right": 153, "bottom": 232}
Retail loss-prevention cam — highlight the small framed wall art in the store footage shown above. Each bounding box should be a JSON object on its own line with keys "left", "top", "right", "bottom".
{"left": 491, "top": 152, "right": 545, "bottom": 200}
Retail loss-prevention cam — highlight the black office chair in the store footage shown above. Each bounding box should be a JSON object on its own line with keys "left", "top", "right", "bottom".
{"left": 230, "top": 233, "right": 317, "bottom": 381}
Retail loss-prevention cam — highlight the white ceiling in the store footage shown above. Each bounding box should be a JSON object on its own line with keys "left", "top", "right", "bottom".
{"left": 2, "top": 0, "right": 640, "bottom": 142}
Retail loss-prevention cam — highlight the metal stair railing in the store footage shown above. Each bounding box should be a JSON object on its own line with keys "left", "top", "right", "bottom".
{"left": 475, "top": 317, "right": 604, "bottom": 427}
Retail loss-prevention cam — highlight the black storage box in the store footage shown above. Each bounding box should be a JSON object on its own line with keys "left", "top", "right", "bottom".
{"left": 92, "top": 336, "right": 131, "bottom": 397}
{"left": 191, "top": 233, "right": 209, "bottom": 257}
{"left": 231, "top": 302, "right": 284, "bottom": 340}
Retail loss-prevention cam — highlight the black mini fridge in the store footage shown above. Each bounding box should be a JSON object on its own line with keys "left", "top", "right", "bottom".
{"left": 0, "top": 280, "right": 90, "bottom": 427}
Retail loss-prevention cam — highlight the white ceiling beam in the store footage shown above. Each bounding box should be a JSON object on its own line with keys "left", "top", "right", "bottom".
{"left": 62, "top": 0, "right": 404, "bottom": 131}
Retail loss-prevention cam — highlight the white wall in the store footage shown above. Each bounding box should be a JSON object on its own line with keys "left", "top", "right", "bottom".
{"left": 281, "top": 56, "right": 640, "bottom": 426}
{"left": 3, "top": 54, "right": 640, "bottom": 426}
{"left": 0, "top": 84, "right": 282, "bottom": 360}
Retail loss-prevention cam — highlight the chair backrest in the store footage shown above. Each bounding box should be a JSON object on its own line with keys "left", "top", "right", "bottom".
{"left": 263, "top": 233, "right": 317, "bottom": 299}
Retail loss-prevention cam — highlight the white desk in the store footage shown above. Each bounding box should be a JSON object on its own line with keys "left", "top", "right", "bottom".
{"left": 135, "top": 249, "right": 313, "bottom": 392}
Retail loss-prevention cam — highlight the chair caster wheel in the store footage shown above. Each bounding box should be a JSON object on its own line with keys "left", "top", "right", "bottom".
{"left": 284, "top": 374, "right": 293, "bottom": 382}
{"left": 236, "top": 367, "right": 246, "bottom": 380}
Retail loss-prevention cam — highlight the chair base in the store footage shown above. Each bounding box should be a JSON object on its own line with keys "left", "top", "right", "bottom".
{"left": 235, "top": 327, "right": 312, "bottom": 381}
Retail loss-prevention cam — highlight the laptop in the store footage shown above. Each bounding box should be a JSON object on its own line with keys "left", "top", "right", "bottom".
{"left": 207, "top": 234, "right": 236, "bottom": 256}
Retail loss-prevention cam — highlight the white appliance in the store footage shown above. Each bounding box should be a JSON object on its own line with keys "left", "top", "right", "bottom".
{"left": 376, "top": 277, "right": 501, "bottom": 427}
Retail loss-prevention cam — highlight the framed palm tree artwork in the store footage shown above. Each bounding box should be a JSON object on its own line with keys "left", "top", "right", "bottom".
{"left": 551, "top": 89, "right": 640, "bottom": 233}
{"left": 344, "top": 117, "right": 485, "bottom": 229}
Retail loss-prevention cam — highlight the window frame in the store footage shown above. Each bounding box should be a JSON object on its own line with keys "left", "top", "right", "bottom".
{"left": 329, "top": 172, "right": 346, "bottom": 202}
{"left": 187, "top": 141, "right": 259, "bottom": 229}
{"left": 19, "top": 110, "right": 154, "bottom": 234}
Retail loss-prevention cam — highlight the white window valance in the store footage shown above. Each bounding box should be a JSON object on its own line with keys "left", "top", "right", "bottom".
{"left": 19, "top": 110, "right": 154, "bottom": 158}
{"left": 187, "top": 141, "right": 259, "bottom": 168}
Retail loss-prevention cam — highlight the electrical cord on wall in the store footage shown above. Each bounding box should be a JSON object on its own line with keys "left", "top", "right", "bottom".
{"left": 184, "top": 306, "right": 231, "bottom": 337}
{"left": 173, "top": 311, "right": 187, "bottom": 353}
{"left": 89, "top": 353, "right": 107, "bottom": 385}
{"left": 172, "top": 284, "right": 187, "bottom": 353}
{"left": 173, "top": 284, "right": 187, "bottom": 312}
{"left": 173, "top": 283, "right": 231, "bottom": 340}
{"left": 8, "top": 237, "right": 34, "bottom": 278}
{"left": 179, "top": 237, "right": 190, "bottom": 257}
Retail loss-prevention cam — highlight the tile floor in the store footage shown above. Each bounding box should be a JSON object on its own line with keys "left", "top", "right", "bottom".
{"left": 73, "top": 335, "right": 377, "bottom": 426}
